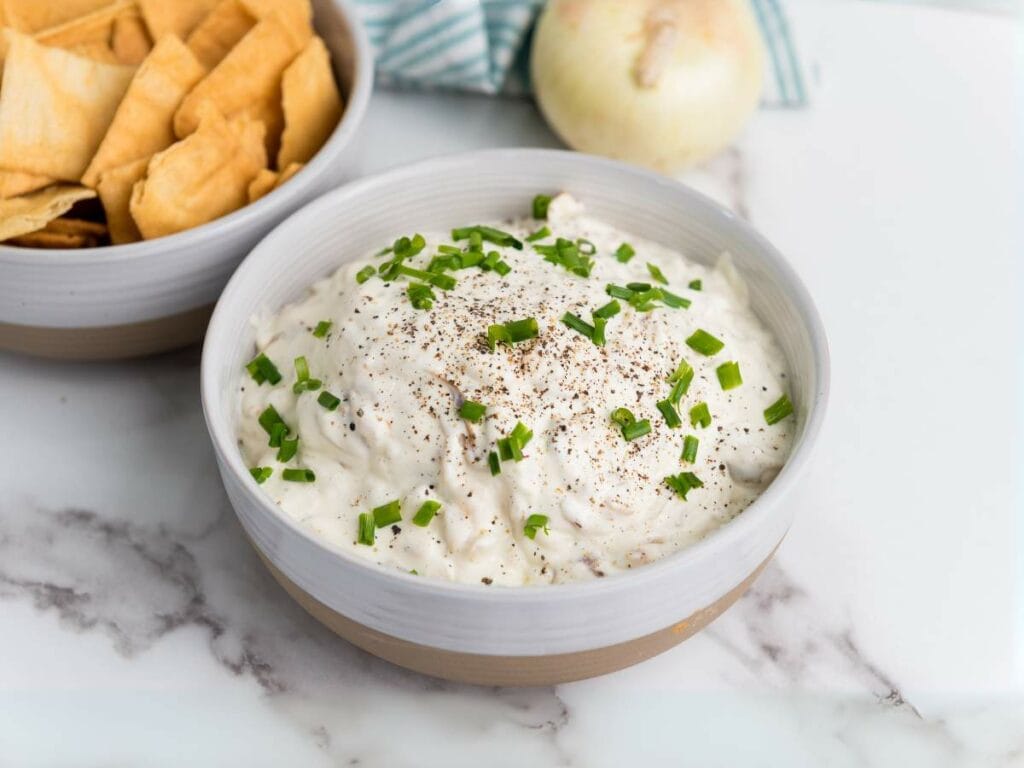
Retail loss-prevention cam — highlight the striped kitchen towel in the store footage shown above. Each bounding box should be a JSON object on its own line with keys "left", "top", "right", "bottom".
{"left": 352, "top": 0, "right": 807, "bottom": 108}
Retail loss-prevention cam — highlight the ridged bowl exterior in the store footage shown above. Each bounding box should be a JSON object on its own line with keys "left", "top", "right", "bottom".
{"left": 0, "top": 0, "right": 373, "bottom": 357}
{"left": 202, "top": 150, "right": 830, "bottom": 660}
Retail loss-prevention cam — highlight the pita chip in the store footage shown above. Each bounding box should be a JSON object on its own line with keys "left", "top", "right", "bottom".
{"left": 0, "top": 31, "right": 135, "bottom": 180}
{"left": 96, "top": 157, "right": 148, "bottom": 244}
{"left": 185, "top": 0, "right": 257, "bottom": 70}
{"left": 82, "top": 35, "right": 206, "bottom": 188}
{"left": 138, "top": 0, "right": 219, "bottom": 40}
{"left": 240, "top": 0, "right": 311, "bottom": 25}
{"left": 174, "top": 10, "right": 311, "bottom": 140}
{"left": 1, "top": 0, "right": 113, "bottom": 33}
{"left": 131, "top": 104, "right": 266, "bottom": 239}
{"left": 112, "top": 13, "right": 153, "bottom": 64}
{"left": 0, "top": 185, "right": 96, "bottom": 241}
{"left": 0, "top": 170, "right": 54, "bottom": 199}
{"left": 247, "top": 160, "right": 302, "bottom": 203}
{"left": 277, "top": 37, "right": 342, "bottom": 169}
{"left": 8, "top": 217, "right": 108, "bottom": 248}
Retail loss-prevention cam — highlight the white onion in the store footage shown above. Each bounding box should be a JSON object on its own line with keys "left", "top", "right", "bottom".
{"left": 531, "top": 0, "right": 765, "bottom": 172}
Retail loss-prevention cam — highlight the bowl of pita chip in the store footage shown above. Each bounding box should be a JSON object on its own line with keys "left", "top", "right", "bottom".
{"left": 0, "top": 0, "right": 371, "bottom": 360}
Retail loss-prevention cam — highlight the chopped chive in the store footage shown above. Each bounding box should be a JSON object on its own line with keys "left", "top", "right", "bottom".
{"left": 317, "top": 391, "right": 340, "bottom": 411}
{"left": 593, "top": 300, "right": 621, "bottom": 319}
{"left": 505, "top": 317, "right": 539, "bottom": 343}
{"left": 276, "top": 435, "right": 298, "bottom": 462}
{"left": 468, "top": 230, "right": 483, "bottom": 251}
{"left": 615, "top": 243, "right": 635, "bottom": 263}
{"left": 355, "top": 265, "right": 375, "bottom": 284}
{"left": 427, "top": 256, "right": 457, "bottom": 273}
{"left": 764, "top": 394, "right": 794, "bottom": 425}
{"left": 294, "top": 356, "right": 310, "bottom": 381}
{"left": 488, "top": 451, "right": 501, "bottom": 475}
{"left": 245, "top": 353, "right": 282, "bottom": 385}
{"left": 459, "top": 400, "right": 487, "bottom": 423}
{"left": 393, "top": 233, "right": 426, "bottom": 258}
{"left": 686, "top": 329, "right": 724, "bottom": 356}
{"left": 497, "top": 437, "right": 514, "bottom": 461}
{"left": 457, "top": 250, "right": 484, "bottom": 269}
{"left": 561, "top": 311, "right": 595, "bottom": 339}
{"left": 258, "top": 405, "right": 288, "bottom": 446}
{"left": 591, "top": 316, "right": 607, "bottom": 347}
{"left": 372, "top": 499, "right": 401, "bottom": 528}
{"left": 606, "top": 284, "right": 634, "bottom": 300}
{"left": 523, "top": 513, "right": 550, "bottom": 539}
{"left": 689, "top": 279, "right": 702, "bottom": 290}
{"left": 281, "top": 468, "right": 315, "bottom": 482}
{"left": 438, "top": 244, "right": 462, "bottom": 255}
{"left": 627, "top": 288, "right": 661, "bottom": 312}
{"left": 656, "top": 399, "right": 682, "bottom": 428}
{"left": 526, "top": 226, "right": 550, "bottom": 242}
{"left": 480, "top": 251, "right": 501, "bottom": 271}
{"left": 577, "top": 238, "right": 596, "bottom": 255}
{"left": 665, "top": 471, "right": 704, "bottom": 500}
{"left": 659, "top": 289, "right": 691, "bottom": 309}
{"left": 293, "top": 378, "right": 322, "bottom": 394}
{"left": 509, "top": 422, "right": 533, "bottom": 458}
{"left": 681, "top": 435, "right": 699, "bottom": 463}
{"left": 689, "top": 401, "right": 712, "bottom": 429}
{"left": 533, "top": 194, "right": 552, "bottom": 219}
{"left": 647, "top": 263, "right": 668, "bottom": 285}
{"left": 487, "top": 323, "right": 512, "bottom": 351}
{"left": 610, "top": 407, "right": 636, "bottom": 427}
{"left": 374, "top": 246, "right": 393, "bottom": 258}
{"left": 312, "top": 320, "right": 332, "bottom": 338}
{"left": 667, "top": 359, "right": 694, "bottom": 404}
{"left": 268, "top": 422, "right": 288, "bottom": 448}
{"left": 249, "top": 467, "right": 272, "bottom": 484}
{"left": 357, "top": 512, "right": 375, "bottom": 545}
{"left": 621, "top": 419, "right": 652, "bottom": 441}
{"left": 407, "top": 282, "right": 436, "bottom": 310}
{"left": 716, "top": 361, "right": 743, "bottom": 390}
{"left": 412, "top": 500, "right": 441, "bottom": 527}
{"left": 452, "top": 225, "right": 523, "bottom": 250}
{"left": 627, "top": 282, "right": 652, "bottom": 292}
{"left": 396, "top": 265, "right": 456, "bottom": 290}
{"left": 494, "top": 260, "right": 512, "bottom": 276}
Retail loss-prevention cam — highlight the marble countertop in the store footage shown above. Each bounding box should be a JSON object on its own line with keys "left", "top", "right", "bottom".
{"left": 1, "top": 1, "right": 1020, "bottom": 765}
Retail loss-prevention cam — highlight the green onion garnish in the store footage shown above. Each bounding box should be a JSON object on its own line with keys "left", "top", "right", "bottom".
{"left": 647, "top": 263, "right": 668, "bottom": 285}
{"left": 438, "top": 244, "right": 462, "bottom": 255}
{"left": 627, "top": 288, "right": 661, "bottom": 312}
{"left": 357, "top": 512, "right": 375, "bottom": 545}
{"left": 508, "top": 422, "right": 533, "bottom": 461}
{"left": 281, "top": 468, "right": 315, "bottom": 482}
{"left": 412, "top": 500, "right": 441, "bottom": 527}
{"left": 292, "top": 356, "right": 322, "bottom": 393}
{"left": 659, "top": 290, "right": 691, "bottom": 309}
{"left": 481, "top": 251, "right": 501, "bottom": 271}
{"left": 276, "top": 435, "right": 298, "bottom": 462}
{"left": 535, "top": 237, "right": 594, "bottom": 277}
{"left": 621, "top": 419, "right": 652, "bottom": 441}
{"left": 497, "top": 437, "right": 514, "bottom": 461}
{"left": 268, "top": 422, "right": 288, "bottom": 448}
{"left": 627, "top": 282, "right": 651, "bottom": 292}
{"left": 610, "top": 407, "right": 636, "bottom": 427}
{"left": 488, "top": 317, "right": 539, "bottom": 348}
{"left": 487, "top": 324, "right": 512, "bottom": 351}
{"left": 245, "top": 353, "right": 282, "bottom": 385}
{"left": 355, "top": 265, "right": 375, "bottom": 284}
{"left": 452, "top": 225, "right": 523, "bottom": 250}
{"left": 312, "top": 320, "right": 332, "bottom": 338}
{"left": 592, "top": 316, "right": 607, "bottom": 347}
{"left": 468, "top": 230, "right": 483, "bottom": 251}
{"left": 689, "top": 402, "right": 712, "bottom": 429}
{"left": 667, "top": 359, "right": 694, "bottom": 405}
{"left": 317, "top": 391, "right": 340, "bottom": 411}
{"left": 372, "top": 499, "right": 401, "bottom": 528}
{"left": 457, "top": 250, "right": 484, "bottom": 269}
{"left": 526, "top": 225, "right": 550, "bottom": 242}
{"left": 593, "top": 300, "right": 621, "bottom": 319}
{"left": 577, "top": 238, "right": 596, "bottom": 255}
{"left": 686, "top": 329, "right": 724, "bottom": 356}
{"left": 665, "top": 471, "right": 703, "bottom": 500}
{"left": 258, "top": 405, "right": 288, "bottom": 446}
{"left": 408, "top": 282, "right": 436, "bottom": 310}
{"left": 459, "top": 400, "right": 487, "bottom": 423}
{"left": 523, "top": 513, "right": 550, "bottom": 539}
{"left": 681, "top": 435, "right": 699, "bottom": 463}
{"left": 656, "top": 399, "right": 682, "bottom": 428}
{"left": 488, "top": 451, "right": 501, "bottom": 475}
{"left": 533, "top": 194, "right": 552, "bottom": 219}
{"left": 561, "top": 312, "right": 595, "bottom": 340}
{"left": 249, "top": 467, "right": 272, "bottom": 484}
{"left": 689, "top": 279, "right": 702, "bottom": 290}
{"left": 615, "top": 243, "right": 635, "bottom": 263}
{"left": 764, "top": 394, "right": 794, "bottom": 425}
{"left": 716, "top": 361, "right": 743, "bottom": 390}
{"left": 494, "top": 260, "right": 512, "bottom": 276}
{"left": 396, "top": 265, "right": 456, "bottom": 290}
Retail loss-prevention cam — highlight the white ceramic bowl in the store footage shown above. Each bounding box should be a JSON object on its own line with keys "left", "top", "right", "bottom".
{"left": 0, "top": 0, "right": 372, "bottom": 361}
{"left": 201, "top": 149, "right": 830, "bottom": 686}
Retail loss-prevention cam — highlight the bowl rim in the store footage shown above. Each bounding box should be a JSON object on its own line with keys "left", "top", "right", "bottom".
{"left": 201, "top": 147, "right": 831, "bottom": 602}
{"left": 0, "top": 0, "right": 374, "bottom": 265}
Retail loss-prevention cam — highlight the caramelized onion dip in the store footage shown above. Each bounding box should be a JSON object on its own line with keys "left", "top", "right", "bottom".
{"left": 238, "top": 194, "right": 795, "bottom": 585}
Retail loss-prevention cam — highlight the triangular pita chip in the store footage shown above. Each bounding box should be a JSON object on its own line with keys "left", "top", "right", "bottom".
{"left": 277, "top": 36, "right": 342, "bottom": 169}
{"left": 248, "top": 160, "right": 302, "bottom": 202}
{"left": 1, "top": 0, "right": 113, "bottom": 33}
{"left": 137, "top": 0, "right": 219, "bottom": 40}
{"left": 112, "top": 13, "right": 153, "bottom": 65}
{"left": 185, "top": 0, "right": 257, "bottom": 70}
{"left": 34, "top": 1, "right": 133, "bottom": 47}
{"left": 96, "top": 157, "right": 148, "bottom": 244}
{"left": 131, "top": 104, "right": 266, "bottom": 239}
{"left": 240, "top": 0, "right": 311, "bottom": 25}
{"left": 173, "top": 9, "right": 311, "bottom": 145}
{"left": 0, "top": 170, "right": 54, "bottom": 199}
{"left": 82, "top": 35, "right": 206, "bottom": 188}
{"left": 0, "top": 185, "right": 96, "bottom": 241}
{"left": 0, "top": 31, "right": 135, "bottom": 180}
{"left": 7, "top": 216, "right": 108, "bottom": 248}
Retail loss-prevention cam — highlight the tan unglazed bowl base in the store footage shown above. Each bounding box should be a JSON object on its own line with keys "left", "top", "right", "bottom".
{"left": 256, "top": 547, "right": 776, "bottom": 687}
{"left": 0, "top": 304, "right": 212, "bottom": 360}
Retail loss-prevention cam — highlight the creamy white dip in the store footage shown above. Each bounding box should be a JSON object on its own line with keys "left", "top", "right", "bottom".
{"left": 239, "top": 195, "right": 794, "bottom": 585}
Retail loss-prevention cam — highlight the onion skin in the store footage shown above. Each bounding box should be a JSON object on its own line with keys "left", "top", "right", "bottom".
{"left": 531, "top": 0, "right": 765, "bottom": 172}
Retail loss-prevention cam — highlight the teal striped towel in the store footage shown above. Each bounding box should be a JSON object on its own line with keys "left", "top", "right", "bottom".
{"left": 353, "top": 0, "right": 807, "bottom": 108}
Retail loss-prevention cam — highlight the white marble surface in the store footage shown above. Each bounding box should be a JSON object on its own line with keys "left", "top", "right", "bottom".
{"left": 1, "top": 1, "right": 1020, "bottom": 765}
